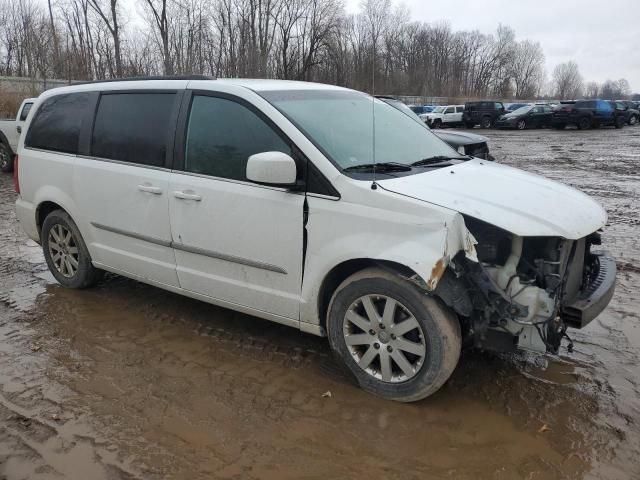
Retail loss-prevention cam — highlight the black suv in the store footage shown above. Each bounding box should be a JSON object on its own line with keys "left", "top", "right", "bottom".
{"left": 463, "top": 101, "right": 506, "bottom": 128}
{"left": 551, "top": 100, "right": 626, "bottom": 130}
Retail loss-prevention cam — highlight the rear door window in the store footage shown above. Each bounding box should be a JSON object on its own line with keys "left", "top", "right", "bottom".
{"left": 444, "top": 107, "right": 454, "bottom": 114}
{"left": 91, "top": 92, "right": 176, "bottom": 167}
{"left": 184, "top": 95, "right": 290, "bottom": 181}
{"left": 25, "top": 93, "right": 91, "bottom": 154}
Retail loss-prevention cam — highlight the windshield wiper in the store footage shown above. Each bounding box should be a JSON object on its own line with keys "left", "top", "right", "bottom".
{"left": 410, "top": 155, "right": 469, "bottom": 167}
{"left": 343, "top": 162, "right": 412, "bottom": 172}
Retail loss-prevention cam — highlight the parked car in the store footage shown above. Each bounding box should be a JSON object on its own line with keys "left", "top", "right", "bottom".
{"left": 462, "top": 101, "right": 506, "bottom": 128}
{"left": 422, "top": 105, "right": 437, "bottom": 113}
{"left": 551, "top": 100, "right": 626, "bottom": 130}
{"left": 494, "top": 104, "right": 554, "bottom": 130}
{"left": 408, "top": 105, "right": 426, "bottom": 115}
{"left": 422, "top": 105, "right": 465, "bottom": 128}
{"left": 377, "top": 96, "right": 494, "bottom": 159}
{"left": 616, "top": 100, "right": 639, "bottom": 125}
{"left": 0, "top": 98, "right": 36, "bottom": 172}
{"left": 505, "top": 102, "right": 530, "bottom": 112}
{"left": 15, "top": 78, "right": 615, "bottom": 402}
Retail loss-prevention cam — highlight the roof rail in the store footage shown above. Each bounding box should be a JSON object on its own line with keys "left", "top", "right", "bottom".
{"left": 73, "top": 75, "right": 216, "bottom": 85}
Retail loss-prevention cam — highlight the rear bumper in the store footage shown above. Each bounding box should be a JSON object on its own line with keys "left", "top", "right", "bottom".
{"left": 561, "top": 251, "right": 616, "bottom": 329}
{"left": 15, "top": 197, "right": 40, "bottom": 243}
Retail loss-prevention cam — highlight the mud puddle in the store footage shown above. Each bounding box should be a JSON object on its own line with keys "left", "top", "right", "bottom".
{"left": 1, "top": 126, "right": 639, "bottom": 479}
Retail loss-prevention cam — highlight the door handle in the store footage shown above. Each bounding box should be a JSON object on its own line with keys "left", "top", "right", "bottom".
{"left": 173, "top": 190, "right": 202, "bottom": 201}
{"left": 137, "top": 184, "right": 163, "bottom": 195}
{"left": 16, "top": 126, "right": 22, "bottom": 134}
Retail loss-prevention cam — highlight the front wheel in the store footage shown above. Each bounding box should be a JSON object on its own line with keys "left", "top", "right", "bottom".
{"left": 516, "top": 119, "right": 527, "bottom": 130}
{"left": 327, "top": 268, "right": 461, "bottom": 402}
{"left": 42, "top": 210, "right": 104, "bottom": 288}
{"left": 629, "top": 115, "right": 638, "bottom": 126}
{"left": 433, "top": 119, "right": 442, "bottom": 129}
{"left": 615, "top": 116, "right": 625, "bottom": 129}
{"left": 480, "top": 116, "right": 492, "bottom": 129}
{"left": 0, "top": 142, "right": 13, "bottom": 173}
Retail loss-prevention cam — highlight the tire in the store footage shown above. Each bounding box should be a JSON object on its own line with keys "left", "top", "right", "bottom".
{"left": 464, "top": 121, "right": 474, "bottom": 129}
{"left": 0, "top": 142, "right": 13, "bottom": 173}
{"left": 629, "top": 115, "right": 638, "bottom": 126}
{"left": 516, "top": 119, "right": 526, "bottom": 130}
{"left": 578, "top": 117, "right": 591, "bottom": 130}
{"left": 480, "top": 116, "right": 492, "bottom": 129}
{"left": 433, "top": 119, "right": 442, "bottom": 129}
{"left": 615, "top": 116, "right": 625, "bottom": 129}
{"left": 41, "top": 209, "right": 104, "bottom": 288}
{"left": 552, "top": 124, "right": 565, "bottom": 130}
{"left": 326, "top": 268, "right": 461, "bottom": 402}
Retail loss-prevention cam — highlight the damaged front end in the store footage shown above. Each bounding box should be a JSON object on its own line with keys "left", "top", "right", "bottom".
{"left": 434, "top": 216, "right": 616, "bottom": 354}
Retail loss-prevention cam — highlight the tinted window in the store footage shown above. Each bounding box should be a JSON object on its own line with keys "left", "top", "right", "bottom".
{"left": 25, "top": 93, "right": 90, "bottom": 154}
{"left": 19, "top": 102, "right": 33, "bottom": 121}
{"left": 456, "top": 106, "right": 464, "bottom": 113}
{"left": 91, "top": 93, "right": 175, "bottom": 167}
{"left": 185, "top": 95, "right": 290, "bottom": 181}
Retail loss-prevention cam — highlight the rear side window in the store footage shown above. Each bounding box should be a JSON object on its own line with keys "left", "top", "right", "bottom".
{"left": 184, "top": 95, "right": 290, "bottom": 181}
{"left": 25, "top": 93, "right": 90, "bottom": 154}
{"left": 19, "top": 102, "right": 33, "bottom": 121}
{"left": 91, "top": 93, "right": 176, "bottom": 167}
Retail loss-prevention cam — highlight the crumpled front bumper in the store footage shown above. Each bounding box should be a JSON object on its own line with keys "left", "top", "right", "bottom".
{"left": 561, "top": 251, "right": 616, "bottom": 329}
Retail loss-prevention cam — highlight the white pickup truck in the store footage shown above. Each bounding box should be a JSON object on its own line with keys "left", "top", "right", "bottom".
{"left": 0, "top": 98, "right": 36, "bottom": 172}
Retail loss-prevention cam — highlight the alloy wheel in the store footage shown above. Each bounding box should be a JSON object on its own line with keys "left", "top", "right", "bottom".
{"left": 48, "top": 224, "right": 79, "bottom": 278}
{"left": 343, "top": 295, "right": 427, "bottom": 383}
{"left": 517, "top": 120, "right": 526, "bottom": 130}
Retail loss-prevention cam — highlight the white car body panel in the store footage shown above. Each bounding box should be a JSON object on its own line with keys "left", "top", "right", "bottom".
{"left": 380, "top": 159, "right": 607, "bottom": 239}
{"left": 14, "top": 78, "right": 607, "bottom": 338}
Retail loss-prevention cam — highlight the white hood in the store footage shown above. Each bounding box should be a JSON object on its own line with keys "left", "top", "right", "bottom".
{"left": 380, "top": 159, "right": 606, "bottom": 239}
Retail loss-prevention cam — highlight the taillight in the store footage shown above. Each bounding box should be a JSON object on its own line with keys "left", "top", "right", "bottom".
{"left": 13, "top": 154, "right": 20, "bottom": 194}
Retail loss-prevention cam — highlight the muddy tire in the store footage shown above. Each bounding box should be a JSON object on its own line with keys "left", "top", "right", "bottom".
{"left": 326, "top": 268, "right": 461, "bottom": 402}
{"left": 480, "top": 116, "right": 492, "bottom": 129}
{"left": 0, "top": 142, "right": 13, "bottom": 173}
{"left": 41, "top": 210, "right": 103, "bottom": 289}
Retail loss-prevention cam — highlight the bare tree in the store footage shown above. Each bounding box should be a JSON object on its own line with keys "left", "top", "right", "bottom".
{"left": 552, "top": 61, "right": 583, "bottom": 99}
{"left": 510, "top": 40, "right": 544, "bottom": 98}
{"left": 87, "top": 0, "right": 122, "bottom": 77}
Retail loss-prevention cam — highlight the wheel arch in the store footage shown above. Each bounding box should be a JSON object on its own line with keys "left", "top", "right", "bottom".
{"left": 316, "top": 258, "right": 426, "bottom": 334}
{"left": 0, "top": 131, "right": 13, "bottom": 154}
{"left": 36, "top": 200, "right": 67, "bottom": 238}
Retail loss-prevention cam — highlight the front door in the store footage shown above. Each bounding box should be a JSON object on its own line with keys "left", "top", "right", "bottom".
{"left": 168, "top": 92, "right": 305, "bottom": 320}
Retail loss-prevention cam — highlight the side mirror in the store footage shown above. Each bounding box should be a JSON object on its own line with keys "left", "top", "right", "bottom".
{"left": 246, "top": 151, "right": 297, "bottom": 187}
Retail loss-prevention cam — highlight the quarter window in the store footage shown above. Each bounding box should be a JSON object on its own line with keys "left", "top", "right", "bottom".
{"left": 25, "top": 93, "right": 90, "bottom": 154}
{"left": 184, "top": 95, "right": 290, "bottom": 181}
{"left": 91, "top": 93, "right": 176, "bottom": 167}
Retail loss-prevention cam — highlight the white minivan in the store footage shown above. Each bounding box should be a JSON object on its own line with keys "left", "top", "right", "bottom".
{"left": 14, "top": 77, "right": 616, "bottom": 402}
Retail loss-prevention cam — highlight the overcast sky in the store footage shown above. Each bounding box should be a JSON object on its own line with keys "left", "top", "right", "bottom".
{"left": 346, "top": 0, "right": 640, "bottom": 92}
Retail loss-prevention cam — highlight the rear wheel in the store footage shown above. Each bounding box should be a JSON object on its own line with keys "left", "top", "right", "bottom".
{"left": 629, "top": 115, "right": 638, "bottom": 126}
{"left": 578, "top": 117, "right": 591, "bottom": 130}
{"left": 0, "top": 142, "right": 13, "bottom": 173}
{"left": 327, "top": 268, "right": 461, "bottom": 402}
{"left": 42, "top": 210, "right": 104, "bottom": 288}
{"left": 480, "top": 116, "right": 492, "bottom": 129}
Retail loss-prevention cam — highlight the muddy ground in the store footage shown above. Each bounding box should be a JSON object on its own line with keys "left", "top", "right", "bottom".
{"left": 0, "top": 126, "right": 639, "bottom": 479}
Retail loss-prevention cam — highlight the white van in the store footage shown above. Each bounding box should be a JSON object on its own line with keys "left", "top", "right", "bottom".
{"left": 14, "top": 77, "right": 616, "bottom": 402}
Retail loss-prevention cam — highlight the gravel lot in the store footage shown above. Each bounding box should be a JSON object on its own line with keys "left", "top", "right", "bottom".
{"left": 0, "top": 126, "right": 638, "bottom": 479}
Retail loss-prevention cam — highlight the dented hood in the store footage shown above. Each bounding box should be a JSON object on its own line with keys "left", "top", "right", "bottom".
{"left": 380, "top": 159, "right": 606, "bottom": 239}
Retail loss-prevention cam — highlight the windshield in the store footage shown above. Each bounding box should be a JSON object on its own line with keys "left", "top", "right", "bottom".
{"left": 431, "top": 106, "right": 445, "bottom": 113}
{"left": 510, "top": 105, "right": 532, "bottom": 115}
{"left": 261, "top": 90, "right": 457, "bottom": 170}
